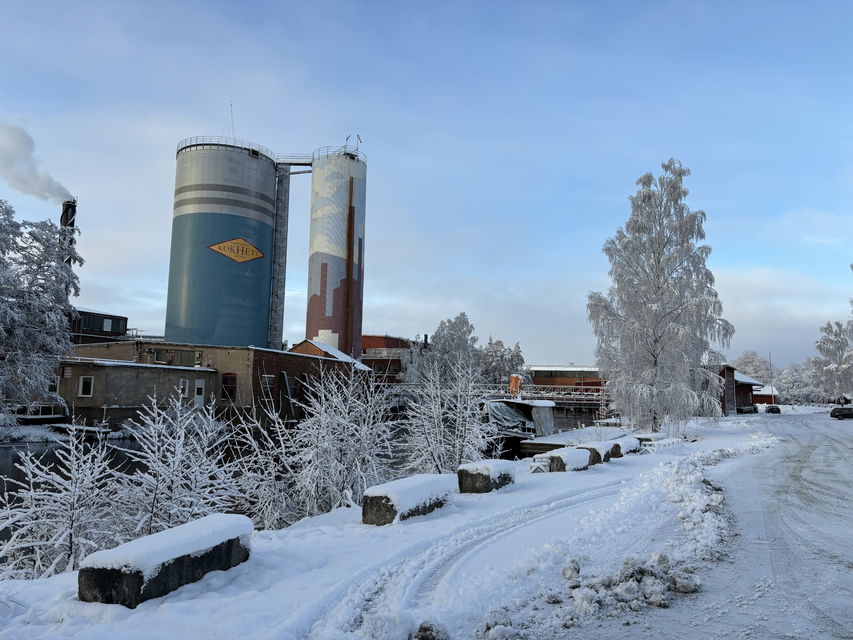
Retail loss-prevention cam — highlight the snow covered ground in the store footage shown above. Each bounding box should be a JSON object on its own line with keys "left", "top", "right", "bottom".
{"left": 0, "top": 408, "right": 850, "bottom": 639}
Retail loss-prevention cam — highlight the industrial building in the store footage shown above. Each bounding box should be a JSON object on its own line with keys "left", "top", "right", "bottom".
{"left": 69, "top": 339, "right": 367, "bottom": 425}
{"left": 164, "top": 137, "right": 367, "bottom": 357}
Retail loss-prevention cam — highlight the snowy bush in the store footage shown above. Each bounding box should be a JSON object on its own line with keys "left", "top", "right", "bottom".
{"left": 401, "top": 359, "right": 497, "bottom": 474}
{"left": 113, "top": 396, "right": 239, "bottom": 539}
{"left": 230, "top": 412, "right": 299, "bottom": 530}
{"left": 0, "top": 427, "right": 115, "bottom": 580}
{"left": 289, "top": 368, "right": 397, "bottom": 518}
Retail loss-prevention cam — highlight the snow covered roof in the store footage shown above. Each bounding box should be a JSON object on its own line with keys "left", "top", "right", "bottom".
{"left": 526, "top": 365, "right": 599, "bottom": 373}
{"left": 73, "top": 305, "right": 127, "bottom": 318}
{"left": 61, "top": 357, "right": 215, "bottom": 372}
{"left": 734, "top": 371, "right": 765, "bottom": 386}
{"left": 754, "top": 384, "right": 779, "bottom": 396}
{"left": 302, "top": 340, "right": 371, "bottom": 371}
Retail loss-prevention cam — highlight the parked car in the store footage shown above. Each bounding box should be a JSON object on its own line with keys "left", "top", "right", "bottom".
{"left": 765, "top": 405, "right": 781, "bottom": 414}
{"left": 736, "top": 405, "right": 758, "bottom": 414}
{"left": 830, "top": 407, "right": 853, "bottom": 420}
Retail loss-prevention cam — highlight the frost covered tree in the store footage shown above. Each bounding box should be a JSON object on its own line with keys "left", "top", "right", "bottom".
{"left": 0, "top": 199, "right": 81, "bottom": 422}
{"left": 231, "top": 412, "right": 299, "bottom": 530}
{"left": 289, "top": 368, "right": 396, "bottom": 518}
{"left": 587, "top": 159, "right": 734, "bottom": 434}
{"left": 400, "top": 359, "right": 496, "bottom": 474}
{"left": 776, "top": 361, "right": 827, "bottom": 405}
{"left": 814, "top": 319, "right": 853, "bottom": 400}
{"left": 0, "top": 427, "right": 115, "bottom": 580}
{"left": 114, "top": 396, "right": 238, "bottom": 538}
{"left": 401, "top": 312, "right": 482, "bottom": 383}
{"left": 731, "top": 350, "right": 771, "bottom": 383}
{"left": 481, "top": 337, "right": 525, "bottom": 385}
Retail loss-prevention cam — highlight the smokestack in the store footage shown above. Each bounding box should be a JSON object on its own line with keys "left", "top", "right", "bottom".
{"left": 60, "top": 198, "right": 77, "bottom": 265}
{"left": 61, "top": 198, "right": 77, "bottom": 228}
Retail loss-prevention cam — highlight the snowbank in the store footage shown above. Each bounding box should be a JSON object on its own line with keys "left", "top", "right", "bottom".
{"left": 80, "top": 514, "right": 253, "bottom": 581}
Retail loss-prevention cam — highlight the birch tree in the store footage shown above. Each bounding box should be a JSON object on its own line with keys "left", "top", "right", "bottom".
{"left": 814, "top": 319, "right": 853, "bottom": 400}
{"left": 587, "top": 159, "right": 734, "bottom": 434}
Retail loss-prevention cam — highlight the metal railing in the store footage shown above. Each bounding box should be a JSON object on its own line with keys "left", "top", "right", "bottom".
{"left": 376, "top": 383, "right": 608, "bottom": 403}
{"left": 312, "top": 144, "right": 366, "bottom": 162}
{"left": 175, "top": 137, "right": 365, "bottom": 166}
{"left": 177, "top": 136, "right": 277, "bottom": 160}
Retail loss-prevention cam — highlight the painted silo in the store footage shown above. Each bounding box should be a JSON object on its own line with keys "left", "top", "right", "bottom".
{"left": 165, "top": 137, "right": 279, "bottom": 347}
{"left": 305, "top": 146, "right": 367, "bottom": 359}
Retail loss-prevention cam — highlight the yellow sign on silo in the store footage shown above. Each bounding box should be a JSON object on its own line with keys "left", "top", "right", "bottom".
{"left": 208, "top": 237, "right": 264, "bottom": 263}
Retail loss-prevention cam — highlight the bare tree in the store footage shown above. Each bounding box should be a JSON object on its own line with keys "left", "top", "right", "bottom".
{"left": 587, "top": 159, "right": 734, "bottom": 434}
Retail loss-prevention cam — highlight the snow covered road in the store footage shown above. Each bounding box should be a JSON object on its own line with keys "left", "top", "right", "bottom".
{"left": 578, "top": 411, "right": 853, "bottom": 640}
{"left": 0, "top": 410, "right": 848, "bottom": 639}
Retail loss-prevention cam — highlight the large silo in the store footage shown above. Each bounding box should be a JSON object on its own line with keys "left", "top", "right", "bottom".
{"left": 165, "top": 137, "right": 289, "bottom": 347}
{"left": 305, "top": 146, "right": 367, "bottom": 359}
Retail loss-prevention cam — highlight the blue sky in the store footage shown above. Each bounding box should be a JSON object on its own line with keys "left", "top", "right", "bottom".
{"left": 1, "top": 0, "right": 851, "bottom": 367}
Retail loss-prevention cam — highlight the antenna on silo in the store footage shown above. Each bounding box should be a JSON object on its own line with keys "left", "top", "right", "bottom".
{"left": 356, "top": 134, "right": 362, "bottom": 151}
{"left": 222, "top": 101, "right": 236, "bottom": 138}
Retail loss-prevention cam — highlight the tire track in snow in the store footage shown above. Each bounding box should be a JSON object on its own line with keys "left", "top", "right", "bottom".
{"left": 304, "top": 480, "right": 625, "bottom": 639}
{"left": 760, "top": 415, "right": 853, "bottom": 639}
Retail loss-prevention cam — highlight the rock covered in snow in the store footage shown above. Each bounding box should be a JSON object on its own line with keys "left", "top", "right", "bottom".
{"left": 458, "top": 460, "right": 516, "bottom": 493}
{"left": 363, "top": 474, "right": 457, "bottom": 525}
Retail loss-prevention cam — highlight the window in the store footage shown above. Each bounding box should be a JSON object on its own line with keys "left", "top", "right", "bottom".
{"left": 102, "top": 318, "right": 112, "bottom": 332}
{"left": 179, "top": 379, "right": 189, "bottom": 398}
{"left": 155, "top": 349, "right": 197, "bottom": 367}
{"left": 47, "top": 376, "right": 59, "bottom": 394}
{"left": 77, "top": 376, "right": 94, "bottom": 398}
{"left": 221, "top": 373, "right": 237, "bottom": 401}
{"left": 260, "top": 375, "right": 276, "bottom": 396}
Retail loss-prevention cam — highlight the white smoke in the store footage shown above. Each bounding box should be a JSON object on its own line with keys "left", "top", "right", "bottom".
{"left": 0, "top": 121, "right": 72, "bottom": 202}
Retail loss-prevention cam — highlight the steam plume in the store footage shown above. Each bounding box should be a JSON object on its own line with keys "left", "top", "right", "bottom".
{"left": 0, "top": 121, "right": 72, "bottom": 202}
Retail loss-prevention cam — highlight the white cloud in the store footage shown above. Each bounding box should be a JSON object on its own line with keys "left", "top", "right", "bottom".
{"left": 715, "top": 266, "right": 850, "bottom": 367}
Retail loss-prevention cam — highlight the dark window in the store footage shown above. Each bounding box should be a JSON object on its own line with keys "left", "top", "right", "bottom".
{"left": 78, "top": 376, "right": 93, "bottom": 397}
{"left": 222, "top": 373, "right": 237, "bottom": 401}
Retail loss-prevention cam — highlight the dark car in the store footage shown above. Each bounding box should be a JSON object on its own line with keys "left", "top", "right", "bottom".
{"left": 830, "top": 407, "right": 853, "bottom": 419}
{"left": 765, "top": 405, "right": 781, "bottom": 414}
{"left": 736, "top": 405, "right": 758, "bottom": 414}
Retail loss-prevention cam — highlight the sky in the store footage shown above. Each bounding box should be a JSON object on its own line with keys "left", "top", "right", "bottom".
{"left": 1, "top": 0, "right": 851, "bottom": 368}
